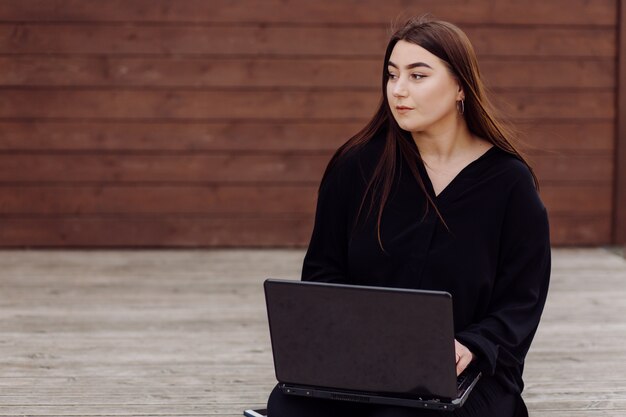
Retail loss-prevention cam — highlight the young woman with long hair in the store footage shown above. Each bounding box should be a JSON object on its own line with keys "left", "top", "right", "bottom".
{"left": 267, "top": 16, "right": 550, "bottom": 417}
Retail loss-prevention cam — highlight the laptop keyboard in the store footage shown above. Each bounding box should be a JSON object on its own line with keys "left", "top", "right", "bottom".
{"left": 456, "top": 374, "right": 469, "bottom": 392}
{"left": 456, "top": 374, "right": 467, "bottom": 389}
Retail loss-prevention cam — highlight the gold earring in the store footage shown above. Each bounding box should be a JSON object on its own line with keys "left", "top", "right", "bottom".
{"left": 457, "top": 99, "right": 465, "bottom": 115}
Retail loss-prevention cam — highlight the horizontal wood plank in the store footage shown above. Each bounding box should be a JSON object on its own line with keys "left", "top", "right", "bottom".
{"left": 0, "top": 0, "right": 615, "bottom": 25}
{"left": 536, "top": 184, "right": 613, "bottom": 215}
{"left": 482, "top": 59, "right": 615, "bottom": 89}
{"left": 0, "top": 216, "right": 314, "bottom": 247}
{"left": 0, "top": 121, "right": 363, "bottom": 151}
{"left": 0, "top": 121, "right": 614, "bottom": 152}
{"left": 0, "top": 183, "right": 610, "bottom": 216}
{"left": 0, "top": 25, "right": 615, "bottom": 57}
{"left": 0, "top": 56, "right": 615, "bottom": 89}
{"left": 0, "top": 90, "right": 614, "bottom": 120}
{"left": 0, "top": 214, "right": 611, "bottom": 246}
{"left": 517, "top": 121, "right": 615, "bottom": 153}
{"left": 0, "top": 185, "right": 317, "bottom": 215}
{"left": 0, "top": 153, "right": 613, "bottom": 183}
{"left": 0, "top": 154, "right": 329, "bottom": 183}
{"left": 529, "top": 153, "right": 613, "bottom": 183}
{"left": 491, "top": 91, "right": 614, "bottom": 121}
{"left": 549, "top": 215, "right": 612, "bottom": 246}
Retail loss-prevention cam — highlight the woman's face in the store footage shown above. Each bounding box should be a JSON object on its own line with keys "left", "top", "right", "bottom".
{"left": 386, "top": 40, "right": 464, "bottom": 134}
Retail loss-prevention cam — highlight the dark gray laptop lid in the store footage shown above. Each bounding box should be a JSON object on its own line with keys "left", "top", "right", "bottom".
{"left": 264, "top": 279, "right": 459, "bottom": 399}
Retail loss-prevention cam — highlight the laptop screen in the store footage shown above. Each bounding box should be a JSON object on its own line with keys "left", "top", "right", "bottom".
{"left": 264, "top": 279, "right": 459, "bottom": 399}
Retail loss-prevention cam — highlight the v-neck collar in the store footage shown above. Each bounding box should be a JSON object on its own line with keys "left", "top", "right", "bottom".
{"left": 418, "top": 145, "right": 497, "bottom": 200}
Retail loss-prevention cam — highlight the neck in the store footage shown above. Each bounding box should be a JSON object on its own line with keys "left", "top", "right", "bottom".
{"left": 411, "top": 118, "right": 475, "bottom": 162}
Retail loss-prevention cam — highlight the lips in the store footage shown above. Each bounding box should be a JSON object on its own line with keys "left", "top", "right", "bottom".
{"left": 395, "top": 105, "right": 413, "bottom": 114}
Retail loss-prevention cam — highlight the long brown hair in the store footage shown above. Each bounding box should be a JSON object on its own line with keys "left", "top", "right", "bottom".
{"left": 322, "top": 16, "right": 538, "bottom": 248}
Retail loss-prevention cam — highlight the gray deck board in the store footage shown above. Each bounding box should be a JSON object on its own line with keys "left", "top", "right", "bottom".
{"left": 0, "top": 248, "right": 625, "bottom": 416}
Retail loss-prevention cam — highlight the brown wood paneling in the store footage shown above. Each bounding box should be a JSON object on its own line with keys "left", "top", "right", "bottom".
{"left": 0, "top": 57, "right": 614, "bottom": 89}
{"left": 481, "top": 59, "right": 616, "bottom": 89}
{"left": 517, "top": 122, "right": 615, "bottom": 153}
{"left": 0, "top": 121, "right": 614, "bottom": 152}
{"left": 491, "top": 91, "right": 614, "bottom": 121}
{"left": 530, "top": 154, "right": 613, "bottom": 183}
{"left": 0, "top": 154, "right": 330, "bottom": 183}
{"left": 0, "top": 185, "right": 318, "bottom": 214}
{"left": 541, "top": 184, "right": 613, "bottom": 215}
{"left": 0, "top": 90, "right": 380, "bottom": 120}
{"left": 0, "top": 216, "right": 315, "bottom": 247}
{"left": 0, "top": 214, "right": 610, "bottom": 247}
{"left": 549, "top": 215, "right": 612, "bottom": 246}
{"left": 0, "top": 56, "right": 377, "bottom": 88}
{"left": 616, "top": 0, "right": 626, "bottom": 244}
{"left": 468, "top": 28, "right": 615, "bottom": 58}
{"left": 0, "top": 121, "right": 361, "bottom": 151}
{"left": 0, "top": 25, "right": 615, "bottom": 57}
{"left": 0, "top": 154, "right": 327, "bottom": 184}
{"left": 0, "top": 0, "right": 615, "bottom": 25}
{"left": 0, "top": 89, "right": 613, "bottom": 120}
{"left": 0, "top": 215, "right": 312, "bottom": 247}
{"left": 0, "top": 153, "right": 612, "bottom": 184}
{"left": 0, "top": 184, "right": 610, "bottom": 216}
{"left": 0, "top": 0, "right": 618, "bottom": 247}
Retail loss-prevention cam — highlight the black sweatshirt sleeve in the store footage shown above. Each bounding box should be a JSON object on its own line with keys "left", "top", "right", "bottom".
{"left": 455, "top": 169, "right": 551, "bottom": 380}
{"left": 301, "top": 158, "right": 352, "bottom": 283}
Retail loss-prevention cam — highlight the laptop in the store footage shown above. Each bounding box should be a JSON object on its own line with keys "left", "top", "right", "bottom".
{"left": 263, "top": 279, "right": 481, "bottom": 412}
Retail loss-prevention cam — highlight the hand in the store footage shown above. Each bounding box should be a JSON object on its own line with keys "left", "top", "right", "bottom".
{"left": 454, "top": 339, "right": 475, "bottom": 376}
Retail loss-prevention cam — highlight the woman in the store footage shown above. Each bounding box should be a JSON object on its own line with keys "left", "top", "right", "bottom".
{"left": 267, "top": 16, "right": 550, "bottom": 417}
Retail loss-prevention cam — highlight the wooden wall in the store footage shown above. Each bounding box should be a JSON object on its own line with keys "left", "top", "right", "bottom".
{"left": 617, "top": 0, "right": 626, "bottom": 246}
{"left": 0, "top": 0, "right": 618, "bottom": 247}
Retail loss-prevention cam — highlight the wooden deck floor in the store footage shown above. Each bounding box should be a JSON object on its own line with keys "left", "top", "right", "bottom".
{"left": 0, "top": 248, "right": 625, "bottom": 416}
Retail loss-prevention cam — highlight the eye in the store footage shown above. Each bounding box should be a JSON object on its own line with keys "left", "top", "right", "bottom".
{"left": 387, "top": 72, "right": 398, "bottom": 80}
{"left": 411, "top": 73, "right": 425, "bottom": 80}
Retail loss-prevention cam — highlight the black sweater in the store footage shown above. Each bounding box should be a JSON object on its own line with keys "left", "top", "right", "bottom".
{"left": 301, "top": 133, "right": 551, "bottom": 395}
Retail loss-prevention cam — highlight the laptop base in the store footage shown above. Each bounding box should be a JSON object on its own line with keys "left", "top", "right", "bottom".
{"left": 243, "top": 409, "right": 267, "bottom": 417}
{"left": 280, "top": 370, "right": 480, "bottom": 412}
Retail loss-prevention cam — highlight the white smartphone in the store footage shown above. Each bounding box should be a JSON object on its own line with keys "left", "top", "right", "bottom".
{"left": 243, "top": 409, "right": 267, "bottom": 417}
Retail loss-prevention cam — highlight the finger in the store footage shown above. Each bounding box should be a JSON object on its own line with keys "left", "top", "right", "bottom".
{"left": 456, "top": 352, "right": 472, "bottom": 376}
{"left": 454, "top": 339, "right": 462, "bottom": 362}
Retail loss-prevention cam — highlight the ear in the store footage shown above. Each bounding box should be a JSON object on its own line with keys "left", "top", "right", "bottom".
{"left": 456, "top": 84, "right": 465, "bottom": 101}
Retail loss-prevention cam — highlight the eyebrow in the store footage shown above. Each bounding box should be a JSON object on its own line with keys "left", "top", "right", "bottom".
{"left": 387, "top": 61, "right": 433, "bottom": 70}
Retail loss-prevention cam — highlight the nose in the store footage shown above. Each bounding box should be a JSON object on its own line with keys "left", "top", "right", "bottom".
{"left": 392, "top": 77, "right": 408, "bottom": 98}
